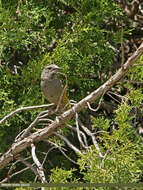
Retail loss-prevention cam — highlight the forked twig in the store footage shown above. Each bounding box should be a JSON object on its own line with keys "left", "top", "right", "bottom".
{"left": 75, "top": 113, "right": 89, "bottom": 150}
{"left": 0, "top": 104, "right": 54, "bottom": 126}
{"left": 47, "top": 140, "right": 77, "bottom": 164}
{"left": 54, "top": 132, "right": 82, "bottom": 154}
{"left": 15, "top": 109, "right": 55, "bottom": 142}
{"left": 79, "top": 120, "right": 104, "bottom": 158}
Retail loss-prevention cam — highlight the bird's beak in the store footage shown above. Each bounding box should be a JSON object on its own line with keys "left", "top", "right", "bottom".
{"left": 53, "top": 65, "right": 60, "bottom": 71}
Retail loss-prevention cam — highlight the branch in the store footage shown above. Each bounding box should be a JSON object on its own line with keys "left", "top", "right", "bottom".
{"left": 0, "top": 42, "right": 143, "bottom": 171}
{"left": 0, "top": 157, "right": 36, "bottom": 183}
{"left": 15, "top": 110, "right": 54, "bottom": 142}
{"left": 47, "top": 140, "right": 77, "bottom": 164}
{"left": 18, "top": 156, "right": 38, "bottom": 177}
{"left": 75, "top": 113, "right": 89, "bottom": 150}
{"left": 79, "top": 120, "right": 104, "bottom": 158}
{"left": 31, "top": 144, "right": 47, "bottom": 184}
{"left": 0, "top": 104, "right": 54, "bottom": 126}
{"left": 66, "top": 124, "right": 90, "bottom": 150}
{"left": 54, "top": 132, "right": 82, "bottom": 154}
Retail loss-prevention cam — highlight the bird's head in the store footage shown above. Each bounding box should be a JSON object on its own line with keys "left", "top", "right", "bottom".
{"left": 41, "top": 64, "right": 60, "bottom": 80}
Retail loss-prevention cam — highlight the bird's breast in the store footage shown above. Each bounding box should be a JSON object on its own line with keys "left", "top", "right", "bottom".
{"left": 41, "top": 79, "right": 63, "bottom": 104}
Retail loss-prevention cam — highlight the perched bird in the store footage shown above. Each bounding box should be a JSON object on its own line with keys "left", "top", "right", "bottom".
{"left": 41, "top": 64, "right": 70, "bottom": 111}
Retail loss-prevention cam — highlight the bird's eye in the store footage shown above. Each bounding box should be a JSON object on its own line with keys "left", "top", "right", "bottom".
{"left": 48, "top": 67, "right": 52, "bottom": 70}
{"left": 45, "top": 67, "right": 51, "bottom": 71}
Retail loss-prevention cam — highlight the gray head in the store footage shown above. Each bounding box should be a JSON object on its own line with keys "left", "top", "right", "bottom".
{"left": 41, "top": 64, "right": 60, "bottom": 80}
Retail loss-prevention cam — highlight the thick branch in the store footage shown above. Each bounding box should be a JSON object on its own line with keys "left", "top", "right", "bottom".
{"left": 0, "top": 43, "right": 143, "bottom": 171}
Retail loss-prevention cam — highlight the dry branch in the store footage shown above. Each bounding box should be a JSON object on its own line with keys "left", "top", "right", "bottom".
{"left": 47, "top": 139, "right": 77, "bottom": 164}
{"left": 0, "top": 104, "right": 54, "bottom": 126}
{"left": 0, "top": 42, "right": 143, "bottom": 171}
{"left": 31, "top": 144, "right": 47, "bottom": 183}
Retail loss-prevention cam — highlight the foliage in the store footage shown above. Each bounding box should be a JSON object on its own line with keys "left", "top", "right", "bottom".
{"left": 50, "top": 167, "right": 77, "bottom": 182}
{"left": 78, "top": 103, "right": 143, "bottom": 183}
{"left": 0, "top": 0, "right": 143, "bottom": 187}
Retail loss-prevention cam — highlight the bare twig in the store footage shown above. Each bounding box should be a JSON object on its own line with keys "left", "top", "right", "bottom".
{"left": 7, "top": 160, "right": 20, "bottom": 179}
{"left": 87, "top": 101, "right": 101, "bottom": 112}
{"left": 0, "top": 157, "right": 35, "bottom": 183}
{"left": 107, "top": 91, "right": 127, "bottom": 101}
{"left": 0, "top": 166, "right": 33, "bottom": 183}
{"left": 31, "top": 143, "right": 47, "bottom": 183}
{"left": 75, "top": 113, "right": 89, "bottom": 150}
{"left": 18, "top": 156, "right": 38, "bottom": 177}
{"left": 87, "top": 90, "right": 105, "bottom": 112}
{"left": 38, "top": 109, "right": 55, "bottom": 119}
{"left": 100, "top": 150, "right": 109, "bottom": 169}
{"left": 106, "top": 92, "right": 121, "bottom": 104}
{"left": 15, "top": 116, "right": 39, "bottom": 142}
{"left": 41, "top": 146, "right": 56, "bottom": 167}
{"left": 0, "top": 104, "right": 54, "bottom": 126}
{"left": 54, "top": 132, "right": 82, "bottom": 154}
{"left": 7, "top": 156, "right": 34, "bottom": 178}
{"left": 133, "top": 63, "right": 143, "bottom": 66}
{"left": 47, "top": 140, "right": 77, "bottom": 164}
{"left": 79, "top": 120, "right": 104, "bottom": 158}
{"left": 106, "top": 42, "right": 120, "bottom": 53}
{"left": 66, "top": 124, "right": 90, "bottom": 150}
{"left": 124, "top": 80, "right": 143, "bottom": 86}
{"left": 34, "top": 146, "right": 57, "bottom": 183}
{"left": 15, "top": 110, "right": 54, "bottom": 142}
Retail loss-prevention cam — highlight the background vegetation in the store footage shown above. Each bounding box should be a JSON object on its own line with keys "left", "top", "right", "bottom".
{"left": 0, "top": 0, "right": 143, "bottom": 188}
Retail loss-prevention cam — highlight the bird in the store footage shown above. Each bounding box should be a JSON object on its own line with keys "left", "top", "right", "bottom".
{"left": 41, "top": 64, "right": 70, "bottom": 111}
